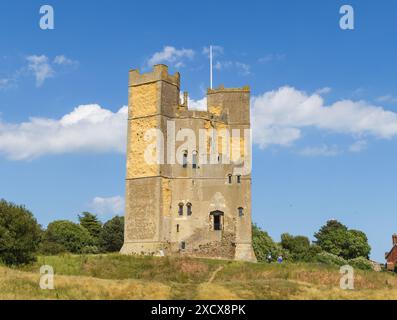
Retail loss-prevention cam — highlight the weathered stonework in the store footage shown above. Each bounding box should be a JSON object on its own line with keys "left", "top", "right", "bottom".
{"left": 120, "top": 64, "right": 257, "bottom": 262}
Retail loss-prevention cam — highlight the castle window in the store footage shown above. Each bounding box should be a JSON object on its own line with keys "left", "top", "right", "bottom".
{"left": 214, "top": 215, "right": 221, "bottom": 231}
{"left": 210, "top": 210, "right": 224, "bottom": 231}
{"left": 238, "top": 207, "right": 244, "bottom": 217}
{"left": 228, "top": 174, "right": 232, "bottom": 184}
{"left": 178, "top": 203, "right": 184, "bottom": 216}
{"left": 183, "top": 151, "right": 188, "bottom": 168}
{"left": 192, "top": 151, "right": 197, "bottom": 169}
{"left": 177, "top": 224, "right": 180, "bottom": 232}
{"left": 180, "top": 241, "right": 186, "bottom": 250}
{"left": 186, "top": 202, "right": 192, "bottom": 216}
{"left": 237, "top": 175, "right": 241, "bottom": 183}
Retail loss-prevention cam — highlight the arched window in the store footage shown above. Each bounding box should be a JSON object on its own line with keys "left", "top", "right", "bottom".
{"left": 192, "top": 151, "right": 197, "bottom": 169}
{"left": 186, "top": 202, "right": 192, "bottom": 216}
{"left": 183, "top": 151, "right": 188, "bottom": 168}
{"left": 237, "top": 175, "right": 241, "bottom": 183}
{"left": 228, "top": 174, "right": 232, "bottom": 184}
{"left": 178, "top": 203, "right": 184, "bottom": 216}
{"left": 238, "top": 207, "right": 244, "bottom": 217}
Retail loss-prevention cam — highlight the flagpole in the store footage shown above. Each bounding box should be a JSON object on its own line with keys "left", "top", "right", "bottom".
{"left": 210, "top": 45, "right": 213, "bottom": 89}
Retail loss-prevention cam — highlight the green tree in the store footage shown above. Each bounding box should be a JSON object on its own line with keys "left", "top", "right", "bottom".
{"left": 314, "top": 220, "right": 371, "bottom": 260}
{"left": 78, "top": 212, "right": 102, "bottom": 244}
{"left": 43, "top": 220, "right": 93, "bottom": 254}
{"left": 280, "top": 233, "right": 321, "bottom": 262}
{"left": 99, "top": 216, "right": 124, "bottom": 252}
{"left": 0, "top": 199, "right": 42, "bottom": 265}
{"left": 252, "top": 224, "right": 281, "bottom": 262}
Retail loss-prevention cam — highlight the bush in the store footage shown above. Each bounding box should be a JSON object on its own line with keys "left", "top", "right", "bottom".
{"left": 0, "top": 199, "right": 42, "bottom": 265}
{"left": 314, "top": 220, "right": 371, "bottom": 260}
{"left": 280, "top": 233, "right": 322, "bottom": 262}
{"left": 252, "top": 224, "right": 282, "bottom": 262}
{"left": 81, "top": 245, "right": 100, "bottom": 254}
{"left": 99, "top": 216, "right": 124, "bottom": 252}
{"left": 315, "top": 252, "right": 348, "bottom": 266}
{"left": 43, "top": 220, "right": 93, "bottom": 254}
{"left": 348, "top": 256, "right": 373, "bottom": 271}
{"left": 39, "top": 241, "right": 67, "bottom": 255}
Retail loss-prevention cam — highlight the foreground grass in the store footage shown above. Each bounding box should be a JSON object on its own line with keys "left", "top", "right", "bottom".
{"left": 0, "top": 253, "right": 395, "bottom": 299}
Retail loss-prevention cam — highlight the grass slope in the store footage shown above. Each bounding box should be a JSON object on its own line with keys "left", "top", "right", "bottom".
{"left": 0, "top": 254, "right": 394, "bottom": 299}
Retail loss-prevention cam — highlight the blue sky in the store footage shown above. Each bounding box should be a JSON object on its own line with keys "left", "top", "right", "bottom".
{"left": 1, "top": 0, "right": 397, "bottom": 261}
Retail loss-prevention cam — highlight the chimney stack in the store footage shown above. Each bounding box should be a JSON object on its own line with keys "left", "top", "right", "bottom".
{"left": 392, "top": 234, "right": 397, "bottom": 246}
{"left": 182, "top": 91, "right": 188, "bottom": 108}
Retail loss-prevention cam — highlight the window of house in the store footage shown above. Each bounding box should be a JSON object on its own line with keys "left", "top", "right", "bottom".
{"left": 237, "top": 175, "right": 241, "bottom": 183}
{"left": 238, "top": 207, "right": 244, "bottom": 217}
{"left": 186, "top": 202, "right": 192, "bottom": 216}
{"left": 178, "top": 203, "right": 184, "bottom": 216}
{"left": 228, "top": 174, "right": 232, "bottom": 184}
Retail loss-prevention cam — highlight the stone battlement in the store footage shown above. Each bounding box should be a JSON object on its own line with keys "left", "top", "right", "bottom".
{"left": 129, "top": 64, "right": 180, "bottom": 88}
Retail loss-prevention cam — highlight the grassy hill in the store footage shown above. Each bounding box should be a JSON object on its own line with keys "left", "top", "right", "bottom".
{"left": 0, "top": 254, "right": 395, "bottom": 299}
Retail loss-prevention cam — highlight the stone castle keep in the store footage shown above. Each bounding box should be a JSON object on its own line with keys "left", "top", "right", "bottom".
{"left": 120, "top": 64, "right": 256, "bottom": 262}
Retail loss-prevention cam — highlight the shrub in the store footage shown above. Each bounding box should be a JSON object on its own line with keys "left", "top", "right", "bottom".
{"left": 315, "top": 252, "right": 347, "bottom": 266}
{"left": 0, "top": 199, "right": 42, "bottom": 265}
{"left": 252, "top": 224, "right": 282, "bottom": 262}
{"left": 314, "top": 220, "right": 371, "bottom": 260}
{"left": 348, "top": 256, "right": 373, "bottom": 271}
{"left": 43, "top": 220, "right": 93, "bottom": 254}
{"left": 81, "top": 245, "right": 100, "bottom": 254}
{"left": 99, "top": 216, "right": 124, "bottom": 252}
{"left": 280, "top": 233, "right": 322, "bottom": 262}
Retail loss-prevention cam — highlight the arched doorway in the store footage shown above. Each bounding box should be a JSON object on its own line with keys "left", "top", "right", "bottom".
{"left": 210, "top": 210, "right": 224, "bottom": 231}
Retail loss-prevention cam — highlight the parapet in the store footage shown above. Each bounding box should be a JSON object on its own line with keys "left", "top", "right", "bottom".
{"left": 207, "top": 84, "right": 250, "bottom": 95}
{"left": 129, "top": 64, "right": 180, "bottom": 88}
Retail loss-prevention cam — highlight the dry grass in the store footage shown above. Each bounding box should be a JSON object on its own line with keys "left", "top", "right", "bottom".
{"left": 3, "top": 254, "right": 397, "bottom": 300}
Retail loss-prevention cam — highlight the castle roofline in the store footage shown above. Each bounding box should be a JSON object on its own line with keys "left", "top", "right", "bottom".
{"left": 129, "top": 64, "right": 180, "bottom": 88}
{"left": 207, "top": 85, "right": 250, "bottom": 95}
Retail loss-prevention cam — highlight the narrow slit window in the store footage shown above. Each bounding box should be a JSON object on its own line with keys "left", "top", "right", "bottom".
{"left": 183, "top": 151, "right": 188, "bottom": 168}
{"left": 237, "top": 175, "right": 241, "bottom": 183}
{"left": 192, "top": 151, "right": 197, "bottom": 169}
{"left": 228, "top": 174, "right": 232, "bottom": 184}
{"left": 178, "top": 203, "right": 184, "bottom": 216}
{"left": 180, "top": 241, "right": 186, "bottom": 250}
{"left": 238, "top": 207, "right": 244, "bottom": 217}
{"left": 187, "top": 202, "right": 192, "bottom": 216}
{"left": 177, "top": 224, "right": 180, "bottom": 232}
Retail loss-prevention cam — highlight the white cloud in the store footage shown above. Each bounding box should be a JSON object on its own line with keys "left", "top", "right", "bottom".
{"left": 89, "top": 196, "right": 124, "bottom": 217}
{"left": 147, "top": 46, "right": 195, "bottom": 68}
{"left": 26, "top": 55, "right": 54, "bottom": 87}
{"left": 54, "top": 55, "right": 78, "bottom": 66}
{"left": 188, "top": 97, "right": 207, "bottom": 111}
{"left": 214, "top": 60, "right": 251, "bottom": 75}
{"left": 0, "top": 104, "right": 127, "bottom": 160}
{"left": 349, "top": 140, "right": 367, "bottom": 153}
{"left": 258, "top": 53, "right": 286, "bottom": 63}
{"left": 376, "top": 94, "right": 397, "bottom": 104}
{"left": 202, "top": 45, "right": 224, "bottom": 58}
{"left": 299, "top": 145, "right": 340, "bottom": 157}
{"left": 251, "top": 86, "right": 397, "bottom": 149}
{"left": 0, "top": 78, "right": 12, "bottom": 90}
{"left": 315, "top": 87, "right": 332, "bottom": 95}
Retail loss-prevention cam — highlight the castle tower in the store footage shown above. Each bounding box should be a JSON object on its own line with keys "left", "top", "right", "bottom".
{"left": 120, "top": 65, "right": 256, "bottom": 262}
